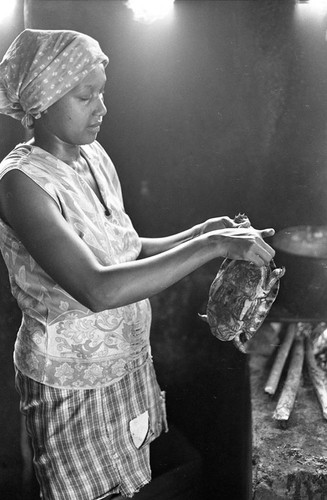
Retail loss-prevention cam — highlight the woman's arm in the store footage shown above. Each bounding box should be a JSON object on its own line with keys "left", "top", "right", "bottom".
{"left": 139, "top": 216, "right": 249, "bottom": 257}
{"left": 0, "top": 170, "right": 275, "bottom": 313}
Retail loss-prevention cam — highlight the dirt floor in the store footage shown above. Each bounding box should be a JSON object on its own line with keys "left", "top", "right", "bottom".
{"left": 249, "top": 323, "right": 327, "bottom": 499}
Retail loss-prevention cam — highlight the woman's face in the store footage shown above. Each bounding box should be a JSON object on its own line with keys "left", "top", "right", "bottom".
{"left": 40, "top": 64, "right": 107, "bottom": 146}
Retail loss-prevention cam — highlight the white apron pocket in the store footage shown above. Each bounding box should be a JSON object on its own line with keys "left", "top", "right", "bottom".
{"left": 129, "top": 410, "right": 149, "bottom": 449}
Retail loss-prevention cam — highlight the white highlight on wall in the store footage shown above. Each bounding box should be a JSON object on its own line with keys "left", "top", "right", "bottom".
{"left": 125, "top": 0, "right": 175, "bottom": 24}
{"left": 0, "top": 0, "right": 17, "bottom": 24}
{"left": 297, "top": 0, "right": 327, "bottom": 14}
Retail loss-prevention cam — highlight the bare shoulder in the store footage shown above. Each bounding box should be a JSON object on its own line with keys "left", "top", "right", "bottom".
{"left": 0, "top": 168, "right": 60, "bottom": 232}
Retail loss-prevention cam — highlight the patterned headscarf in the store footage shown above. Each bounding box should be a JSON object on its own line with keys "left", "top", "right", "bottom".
{"left": 0, "top": 29, "right": 109, "bottom": 128}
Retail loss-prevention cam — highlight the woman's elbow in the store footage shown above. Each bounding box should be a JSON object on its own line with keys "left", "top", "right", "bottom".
{"left": 69, "top": 281, "right": 114, "bottom": 313}
{"left": 65, "top": 268, "right": 132, "bottom": 312}
{"left": 80, "top": 288, "right": 116, "bottom": 313}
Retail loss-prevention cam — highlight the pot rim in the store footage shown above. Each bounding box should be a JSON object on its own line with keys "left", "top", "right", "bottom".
{"left": 272, "top": 225, "right": 327, "bottom": 261}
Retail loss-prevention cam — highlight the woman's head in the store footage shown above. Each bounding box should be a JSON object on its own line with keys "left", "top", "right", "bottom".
{"left": 0, "top": 29, "right": 109, "bottom": 130}
{"left": 38, "top": 63, "right": 107, "bottom": 147}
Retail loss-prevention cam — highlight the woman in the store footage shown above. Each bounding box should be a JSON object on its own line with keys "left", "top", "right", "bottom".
{"left": 0, "top": 29, "right": 275, "bottom": 499}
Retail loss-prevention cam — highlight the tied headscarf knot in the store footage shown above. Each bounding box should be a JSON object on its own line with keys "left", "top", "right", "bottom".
{"left": 0, "top": 29, "right": 109, "bottom": 129}
{"left": 22, "top": 112, "right": 39, "bottom": 129}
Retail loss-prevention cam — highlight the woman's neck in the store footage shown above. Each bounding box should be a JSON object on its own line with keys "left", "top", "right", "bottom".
{"left": 33, "top": 128, "right": 81, "bottom": 164}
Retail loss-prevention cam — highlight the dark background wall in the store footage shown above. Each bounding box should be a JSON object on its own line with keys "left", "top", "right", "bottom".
{"left": 1, "top": 1, "right": 327, "bottom": 499}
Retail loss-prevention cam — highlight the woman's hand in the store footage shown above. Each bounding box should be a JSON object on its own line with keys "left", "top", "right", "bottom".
{"left": 194, "top": 216, "right": 237, "bottom": 236}
{"left": 195, "top": 215, "right": 275, "bottom": 237}
{"left": 206, "top": 225, "right": 276, "bottom": 267}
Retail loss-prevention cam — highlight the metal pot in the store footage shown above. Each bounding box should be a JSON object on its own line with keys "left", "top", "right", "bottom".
{"left": 272, "top": 226, "right": 327, "bottom": 319}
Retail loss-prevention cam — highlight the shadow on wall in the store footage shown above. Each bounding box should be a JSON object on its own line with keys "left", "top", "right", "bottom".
{"left": 150, "top": 264, "right": 252, "bottom": 499}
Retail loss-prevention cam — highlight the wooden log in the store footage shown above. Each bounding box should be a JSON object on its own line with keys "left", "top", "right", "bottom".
{"left": 305, "top": 334, "right": 327, "bottom": 420}
{"left": 273, "top": 331, "right": 305, "bottom": 428}
{"left": 264, "top": 323, "right": 296, "bottom": 396}
{"left": 250, "top": 323, "right": 327, "bottom": 499}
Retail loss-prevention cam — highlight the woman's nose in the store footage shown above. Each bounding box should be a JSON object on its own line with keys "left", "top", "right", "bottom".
{"left": 96, "top": 96, "right": 107, "bottom": 117}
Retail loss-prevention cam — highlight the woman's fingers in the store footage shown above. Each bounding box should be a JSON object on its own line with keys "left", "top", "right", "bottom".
{"left": 250, "top": 253, "right": 266, "bottom": 267}
{"left": 255, "top": 234, "right": 276, "bottom": 257}
{"left": 209, "top": 225, "right": 276, "bottom": 265}
{"left": 259, "top": 228, "right": 275, "bottom": 239}
{"left": 227, "top": 229, "right": 275, "bottom": 265}
{"left": 247, "top": 234, "right": 275, "bottom": 265}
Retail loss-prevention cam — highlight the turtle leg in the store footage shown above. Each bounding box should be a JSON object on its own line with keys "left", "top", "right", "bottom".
{"left": 266, "top": 267, "right": 286, "bottom": 289}
{"left": 233, "top": 334, "right": 247, "bottom": 353}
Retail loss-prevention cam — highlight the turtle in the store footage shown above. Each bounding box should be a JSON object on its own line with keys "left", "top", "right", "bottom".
{"left": 199, "top": 215, "right": 285, "bottom": 353}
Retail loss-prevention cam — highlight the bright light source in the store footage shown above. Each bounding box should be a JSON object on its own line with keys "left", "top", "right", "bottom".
{"left": 297, "top": 0, "right": 327, "bottom": 13}
{"left": 309, "top": 0, "right": 327, "bottom": 10}
{"left": 126, "top": 0, "right": 175, "bottom": 24}
{"left": 0, "top": 0, "right": 17, "bottom": 24}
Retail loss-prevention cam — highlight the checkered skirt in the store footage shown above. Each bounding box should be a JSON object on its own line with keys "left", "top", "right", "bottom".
{"left": 15, "top": 357, "right": 167, "bottom": 499}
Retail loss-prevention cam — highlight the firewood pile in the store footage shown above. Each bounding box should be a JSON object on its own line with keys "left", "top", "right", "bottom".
{"left": 264, "top": 322, "right": 327, "bottom": 428}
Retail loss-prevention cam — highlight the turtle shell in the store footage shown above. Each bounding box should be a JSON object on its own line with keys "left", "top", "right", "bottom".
{"left": 202, "top": 258, "right": 285, "bottom": 352}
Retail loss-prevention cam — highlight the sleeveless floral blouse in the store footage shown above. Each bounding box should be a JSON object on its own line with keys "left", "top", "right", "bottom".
{"left": 0, "top": 141, "right": 151, "bottom": 389}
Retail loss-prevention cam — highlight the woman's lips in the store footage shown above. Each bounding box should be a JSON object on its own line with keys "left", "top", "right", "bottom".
{"left": 88, "top": 122, "right": 101, "bottom": 132}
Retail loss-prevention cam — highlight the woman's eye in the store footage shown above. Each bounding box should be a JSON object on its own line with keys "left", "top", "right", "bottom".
{"left": 78, "top": 91, "right": 105, "bottom": 102}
